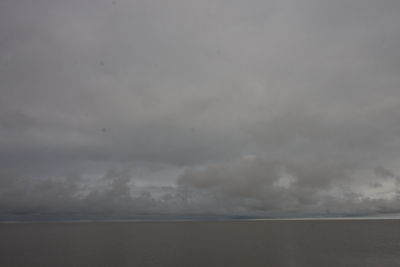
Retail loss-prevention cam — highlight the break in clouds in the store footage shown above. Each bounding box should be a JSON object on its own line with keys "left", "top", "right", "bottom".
{"left": 1, "top": 0, "right": 400, "bottom": 219}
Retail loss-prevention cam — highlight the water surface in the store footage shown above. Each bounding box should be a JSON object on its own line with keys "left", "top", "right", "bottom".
{"left": 1, "top": 220, "right": 400, "bottom": 266}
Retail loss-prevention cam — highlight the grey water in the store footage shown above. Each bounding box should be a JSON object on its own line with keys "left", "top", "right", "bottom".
{"left": 1, "top": 220, "right": 400, "bottom": 267}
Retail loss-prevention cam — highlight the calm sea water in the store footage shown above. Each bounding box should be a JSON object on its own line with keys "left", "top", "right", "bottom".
{"left": 1, "top": 220, "right": 400, "bottom": 266}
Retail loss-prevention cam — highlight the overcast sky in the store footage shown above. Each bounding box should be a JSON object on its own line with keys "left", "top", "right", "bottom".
{"left": 1, "top": 0, "right": 400, "bottom": 219}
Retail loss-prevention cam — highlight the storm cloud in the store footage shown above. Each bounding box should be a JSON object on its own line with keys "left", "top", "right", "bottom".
{"left": 1, "top": 0, "right": 400, "bottom": 219}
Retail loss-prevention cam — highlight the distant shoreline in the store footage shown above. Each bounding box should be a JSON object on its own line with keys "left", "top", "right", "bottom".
{"left": 2, "top": 216, "right": 400, "bottom": 224}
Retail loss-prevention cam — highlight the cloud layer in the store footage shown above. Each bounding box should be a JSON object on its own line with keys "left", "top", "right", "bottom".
{"left": 1, "top": 0, "right": 400, "bottom": 219}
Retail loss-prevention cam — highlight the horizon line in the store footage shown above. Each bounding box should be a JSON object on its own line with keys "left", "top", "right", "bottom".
{"left": 2, "top": 215, "right": 400, "bottom": 224}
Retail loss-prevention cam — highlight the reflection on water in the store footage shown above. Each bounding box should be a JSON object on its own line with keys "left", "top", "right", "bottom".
{"left": 1, "top": 220, "right": 400, "bottom": 267}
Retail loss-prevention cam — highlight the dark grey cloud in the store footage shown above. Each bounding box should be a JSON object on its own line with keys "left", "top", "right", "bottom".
{"left": 1, "top": 0, "right": 400, "bottom": 219}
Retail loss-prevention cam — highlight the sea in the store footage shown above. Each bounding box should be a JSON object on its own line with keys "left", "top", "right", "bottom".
{"left": 1, "top": 219, "right": 400, "bottom": 266}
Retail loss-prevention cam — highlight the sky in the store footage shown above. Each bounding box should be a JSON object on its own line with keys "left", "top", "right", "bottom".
{"left": 1, "top": 0, "right": 400, "bottom": 220}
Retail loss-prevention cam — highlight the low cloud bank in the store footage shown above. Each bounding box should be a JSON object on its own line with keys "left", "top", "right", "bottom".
{"left": 1, "top": 157, "right": 400, "bottom": 220}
